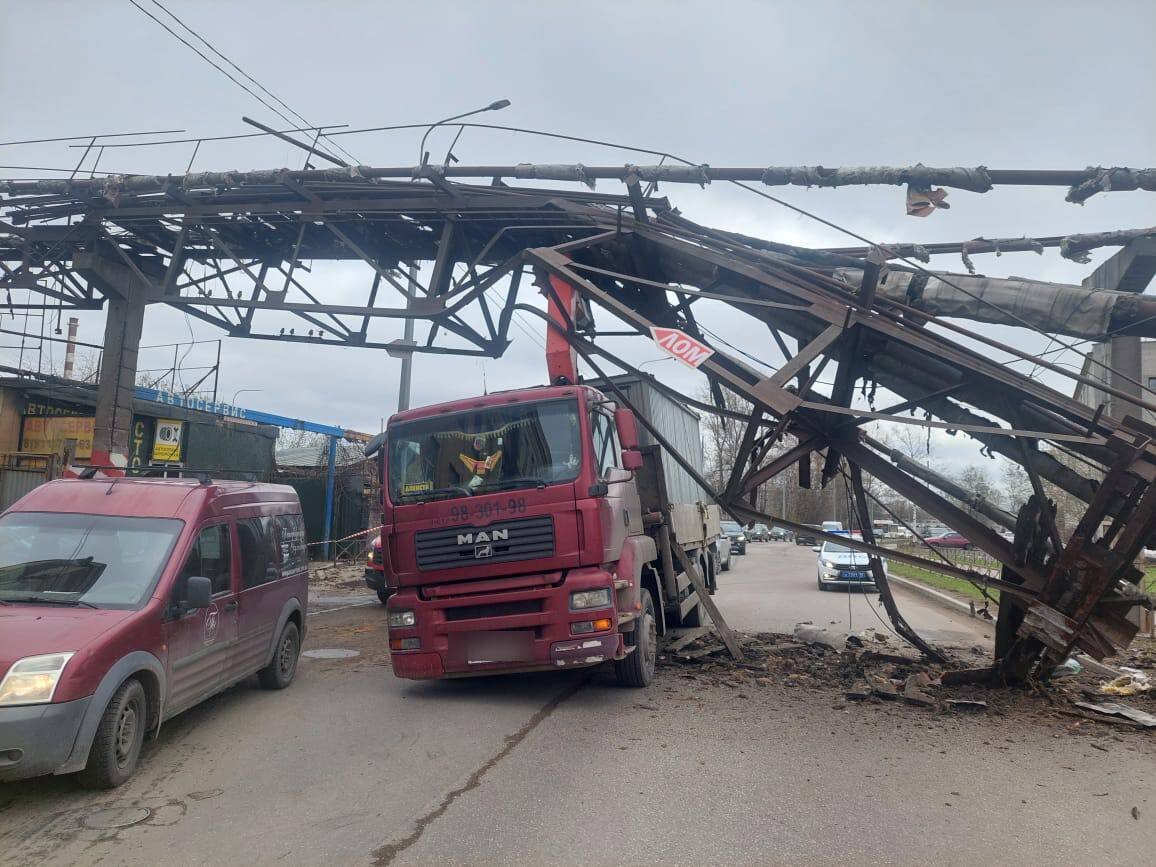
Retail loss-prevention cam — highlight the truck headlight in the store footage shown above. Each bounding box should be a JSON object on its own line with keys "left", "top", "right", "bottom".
{"left": 0, "top": 652, "right": 75, "bottom": 706}
{"left": 570, "top": 588, "right": 612, "bottom": 610}
{"left": 388, "top": 610, "right": 416, "bottom": 628}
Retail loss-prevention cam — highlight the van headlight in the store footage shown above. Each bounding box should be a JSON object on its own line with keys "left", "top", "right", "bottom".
{"left": 570, "top": 588, "right": 612, "bottom": 610}
{"left": 388, "top": 610, "right": 416, "bottom": 628}
{"left": 0, "top": 652, "right": 75, "bottom": 706}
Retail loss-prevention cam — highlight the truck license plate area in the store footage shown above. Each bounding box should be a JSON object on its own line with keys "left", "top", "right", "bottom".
{"left": 459, "top": 631, "right": 535, "bottom": 664}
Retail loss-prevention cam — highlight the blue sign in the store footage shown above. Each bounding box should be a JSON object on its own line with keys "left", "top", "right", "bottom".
{"left": 134, "top": 387, "right": 344, "bottom": 437}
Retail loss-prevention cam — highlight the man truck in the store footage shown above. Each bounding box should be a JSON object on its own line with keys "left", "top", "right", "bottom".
{"left": 377, "top": 367, "right": 723, "bottom": 687}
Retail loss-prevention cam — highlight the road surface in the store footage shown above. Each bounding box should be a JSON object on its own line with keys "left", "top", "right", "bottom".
{"left": 2, "top": 544, "right": 1152, "bottom": 865}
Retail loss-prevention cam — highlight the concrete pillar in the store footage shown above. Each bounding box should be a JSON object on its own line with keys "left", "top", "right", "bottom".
{"left": 75, "top": 247, "right": 156, "bottom": 474}
{"left": 92, "top": 290, "right": 146, "bottom": 470}
{"left": 1107, "top": 334, "right": 1143, "bottom": 421}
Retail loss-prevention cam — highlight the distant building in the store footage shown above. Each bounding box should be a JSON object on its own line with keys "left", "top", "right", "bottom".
{"left": 0, "top": 375, "right": 278, "bottom": 509}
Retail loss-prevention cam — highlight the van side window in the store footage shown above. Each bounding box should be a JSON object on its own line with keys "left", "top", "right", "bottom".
{"left": 179, "top": 524, "right": 232, "bottom": 595}
{"left": 238, "top": 517, "right": 279, "bottom": 589}
{"left": 274, "top": 514, "right": 308, "bottom": 575}
{"left": 591, "top": 412, "right": 619, "bottom": 479}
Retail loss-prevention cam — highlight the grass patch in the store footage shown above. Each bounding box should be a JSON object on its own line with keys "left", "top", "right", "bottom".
{"left": 889, "top": 561, "right": 998, "bottom": 606}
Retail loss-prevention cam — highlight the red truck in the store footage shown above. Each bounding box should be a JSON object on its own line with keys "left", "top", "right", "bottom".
{"left": 378, "top": 372, "right": 723, "bottom": 687}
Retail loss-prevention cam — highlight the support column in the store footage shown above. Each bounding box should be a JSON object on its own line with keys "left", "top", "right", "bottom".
{"left": 92, "top": 288, "right": 146, "bottom": 472}
{"left": 322, "top": 435, "right": 339, "bottom": 560}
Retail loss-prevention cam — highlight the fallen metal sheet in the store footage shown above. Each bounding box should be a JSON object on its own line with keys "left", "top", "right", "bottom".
{"left": 1074, "top": 700, "right": 1156, "bottom": 727}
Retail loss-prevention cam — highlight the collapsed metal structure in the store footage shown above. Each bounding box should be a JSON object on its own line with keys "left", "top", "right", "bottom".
{"left": 2, "top": 162, "right": 1156, "bottom": 683}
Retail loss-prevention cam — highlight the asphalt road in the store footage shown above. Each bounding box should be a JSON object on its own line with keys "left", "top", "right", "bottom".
{"left": 2, "top": 545, "right": 1152, "bottom": 865}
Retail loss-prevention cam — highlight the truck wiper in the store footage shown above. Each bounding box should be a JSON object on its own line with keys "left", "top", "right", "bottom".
{"left": 475, "top": 477, "right": 548, "bottom": 493}
{"left": 4, "top": 595, "right": 99, "bottom": 609}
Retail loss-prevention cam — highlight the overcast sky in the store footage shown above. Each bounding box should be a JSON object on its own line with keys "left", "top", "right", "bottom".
{"left": 2, "top": 0, "right": 1153, "bottom": 471}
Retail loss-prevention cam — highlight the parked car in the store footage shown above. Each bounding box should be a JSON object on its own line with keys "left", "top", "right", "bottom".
{"left": 749, "top": 524, "right": 770, "bottom": 542}
{"left": 795, "top": 525, "right": 820, "bottom": 546}
{"left": 365, "top": 534, "right": 391, "bottom": 604}
{"left": 0, "top": 476, "right": 308, "bottom": 788}
{"left": 814, "top": 535, "right": 882, "bottom": 592}
{"left": 926, "top": 532, "right": 972, "bottom": 550}
{"left": 720, "top": 520, "right": 747, "bottom": 555}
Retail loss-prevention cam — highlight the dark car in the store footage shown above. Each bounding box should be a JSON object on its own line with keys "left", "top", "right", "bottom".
{"left": 795, "top": 526, "right": 820, "bottom": 546}
{"left": 749, "top": 524, "right": 770, "bottom": 542}
{"left": 720, "top": 520, "right": 747, "bottom": 555}
{"left": 926, "top": 532, "right": 972, "bottom": 549}
{"left": 0, "top": 477, "right": 308, "bottom": 787}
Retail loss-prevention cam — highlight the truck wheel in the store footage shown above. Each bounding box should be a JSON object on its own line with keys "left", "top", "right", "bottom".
{"left": 615, "top": 589, "right": 657, "bottom": 688}
{"left": 77, "top": 677, "right": 147, "bottom": 789}
{"left": 377, "top": 588, "right": 392, "bottom": 605}
{"left": 258, "top": 621, "right": 301, "bottom": 690}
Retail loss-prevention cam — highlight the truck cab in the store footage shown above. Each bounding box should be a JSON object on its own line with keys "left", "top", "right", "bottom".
{"left": 381, "top": 383, "right": 666, "bottom": 683}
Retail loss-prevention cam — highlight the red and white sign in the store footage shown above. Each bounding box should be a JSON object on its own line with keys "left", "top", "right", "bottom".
{"left": 650, "top": 327, "right": 715, "bottom": 369}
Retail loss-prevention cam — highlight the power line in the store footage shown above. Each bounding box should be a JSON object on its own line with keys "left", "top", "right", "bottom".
{"left": 144, "top": 0, "right": 360, "bottom": 166}
{"left": 125, "top": 0, "right": 352, "bottom": 166}
{"left": 0, "top": 129, "right": 185, "bottom": 148}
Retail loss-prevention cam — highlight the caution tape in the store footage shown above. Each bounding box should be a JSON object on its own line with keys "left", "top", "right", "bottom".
{"left": 305, "top": 524, "right": 384, "bottom": 548}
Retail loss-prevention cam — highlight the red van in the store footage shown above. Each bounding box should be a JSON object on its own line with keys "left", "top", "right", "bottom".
{"left": 0, "top": 476, "right": 309, "bottom": 787}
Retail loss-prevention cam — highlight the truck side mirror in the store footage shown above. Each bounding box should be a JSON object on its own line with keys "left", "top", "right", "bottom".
{"left": 185, "top": 576, "right": 212, "bottom": 611}
{"left": 614, "top": 408, "right": 639, "bottom": 451}
{"left": 621, "top": 449, "right": 643, "bottom": 471}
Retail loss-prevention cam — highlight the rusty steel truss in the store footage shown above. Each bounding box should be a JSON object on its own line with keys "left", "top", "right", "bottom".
{"left": 2, "top": 166, "right": 1156, "bottom": 683}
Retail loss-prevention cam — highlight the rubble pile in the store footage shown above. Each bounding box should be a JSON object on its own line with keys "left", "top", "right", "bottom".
{"left": 659, "top": 627, "right": 1156, "bottom": 730}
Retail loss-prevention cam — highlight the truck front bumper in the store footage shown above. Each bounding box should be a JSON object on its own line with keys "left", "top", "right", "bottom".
{"left": 0, "top": 697, "right": 91, "bottom": 782}
{"left": 388, "top": 566, "right": 624, "bottom": 680}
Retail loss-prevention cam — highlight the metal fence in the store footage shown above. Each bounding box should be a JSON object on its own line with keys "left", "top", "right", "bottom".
{"left": 0, "top": 453, "right": 54, "bottom": 510}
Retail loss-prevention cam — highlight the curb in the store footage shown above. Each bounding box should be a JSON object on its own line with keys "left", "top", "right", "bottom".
{"left": 888, "top": 574, "right": 990, "bottom": 618}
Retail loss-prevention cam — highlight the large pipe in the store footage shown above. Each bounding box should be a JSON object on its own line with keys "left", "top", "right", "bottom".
{"left": 4, "top": 163, "right": 1154, "bottom": 198}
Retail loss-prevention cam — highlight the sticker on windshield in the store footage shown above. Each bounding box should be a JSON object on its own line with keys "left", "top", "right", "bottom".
{"left": 402, "top": 481, "right": 433, "bottom": 494}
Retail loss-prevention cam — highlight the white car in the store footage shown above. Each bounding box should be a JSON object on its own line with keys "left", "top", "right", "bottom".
{"left": 814, "top": 536, "right": 884, "bottom": 592}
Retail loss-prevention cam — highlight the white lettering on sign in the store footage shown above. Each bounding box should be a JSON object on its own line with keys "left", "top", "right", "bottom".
{"left": 650, "top": 327, "right": 715, "bottom": 369}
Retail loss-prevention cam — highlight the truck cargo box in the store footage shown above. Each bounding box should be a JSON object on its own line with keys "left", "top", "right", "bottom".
{"left": 594, "top": 374, "right": 708, "bottom": 506}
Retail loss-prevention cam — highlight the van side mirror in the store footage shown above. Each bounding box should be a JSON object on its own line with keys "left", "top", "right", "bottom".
{"left": 614, "top": 408, "right": 639, "bottom": 451}
{"left": 185, "top": 576, "right": 212, "bottom": 610}
{"left": 621, "top": 449, "right": 643, "bottom": 471}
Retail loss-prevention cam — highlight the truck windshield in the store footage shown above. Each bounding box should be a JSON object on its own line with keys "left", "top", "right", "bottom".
{"left": 388, "top": 397, "right": 583, "bottom": 503}
{"left": 0, "top": 512, "right": 182, "bottom": 610}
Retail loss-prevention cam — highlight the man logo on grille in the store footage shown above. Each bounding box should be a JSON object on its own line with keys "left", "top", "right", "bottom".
{"left": 474, "top": 543, "right": 492, "bottom": 559}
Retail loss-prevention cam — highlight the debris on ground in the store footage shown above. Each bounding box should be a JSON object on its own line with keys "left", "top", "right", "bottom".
{"left": 660, "top": 628, "right": 1156, "bottom": 735}
{"left": 1073, "top": 701, "right": 1156, "bottom": 728}
{"left": 1100, "top": 670, "right": 1151, "bottom": 697}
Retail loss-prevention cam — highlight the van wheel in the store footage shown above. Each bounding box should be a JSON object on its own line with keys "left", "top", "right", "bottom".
{"left": 258, "top": 621, "right": 300, "bottom": 690}
{"left": 615, "top": 590, "right": 656, "bottom": 688}
{"left": 77, "top": 677, "right": 147, "bottom": 789}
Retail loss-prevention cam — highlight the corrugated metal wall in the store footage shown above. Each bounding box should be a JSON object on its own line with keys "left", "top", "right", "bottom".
{"left": 604, "top": 375, "right": 708, "bottom": 505}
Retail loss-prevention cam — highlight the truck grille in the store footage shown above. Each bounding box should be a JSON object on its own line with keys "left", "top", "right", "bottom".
{"left": 415, "top": 515, "right": 555, "bottom": 571}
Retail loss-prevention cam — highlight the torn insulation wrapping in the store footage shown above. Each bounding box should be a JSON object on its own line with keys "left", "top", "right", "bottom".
{"left": 833, "top": 268, "right": 1146, "bottom": 340}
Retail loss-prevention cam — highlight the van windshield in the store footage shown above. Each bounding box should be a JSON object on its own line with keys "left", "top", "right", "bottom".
{"left": 0, "top": 513, "right": 182, "bottom": 609}
{"left": 388, "top": 398, "right": 583, "bottom": 503}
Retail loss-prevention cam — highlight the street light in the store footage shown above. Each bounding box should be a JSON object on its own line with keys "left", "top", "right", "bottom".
{"left": 230, "top": 388, "right": 262, "bottom": 405}
{"left": 418, "top": 99, "right": 511, "bottom": 167}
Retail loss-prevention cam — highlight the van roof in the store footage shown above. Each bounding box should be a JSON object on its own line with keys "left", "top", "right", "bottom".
{"left": 5, "top": 477, "right": 299, "bottom": 521}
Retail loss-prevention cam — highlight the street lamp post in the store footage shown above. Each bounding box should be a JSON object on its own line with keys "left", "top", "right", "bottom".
{"left": 418, "top": 99, "right": 511, "bottom": 167}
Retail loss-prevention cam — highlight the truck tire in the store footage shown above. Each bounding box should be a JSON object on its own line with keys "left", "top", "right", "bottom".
{"left": 615, "top": 589, "right": 657, "bottom": 688}
{"left": 258, "top": 621, "right": 301, "bottom": 690}
{"left": 77, "top": 677, "right": 147, "bottom": 789}
{"left": 377, "top": 588, "right": 392, "bottom": 605}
